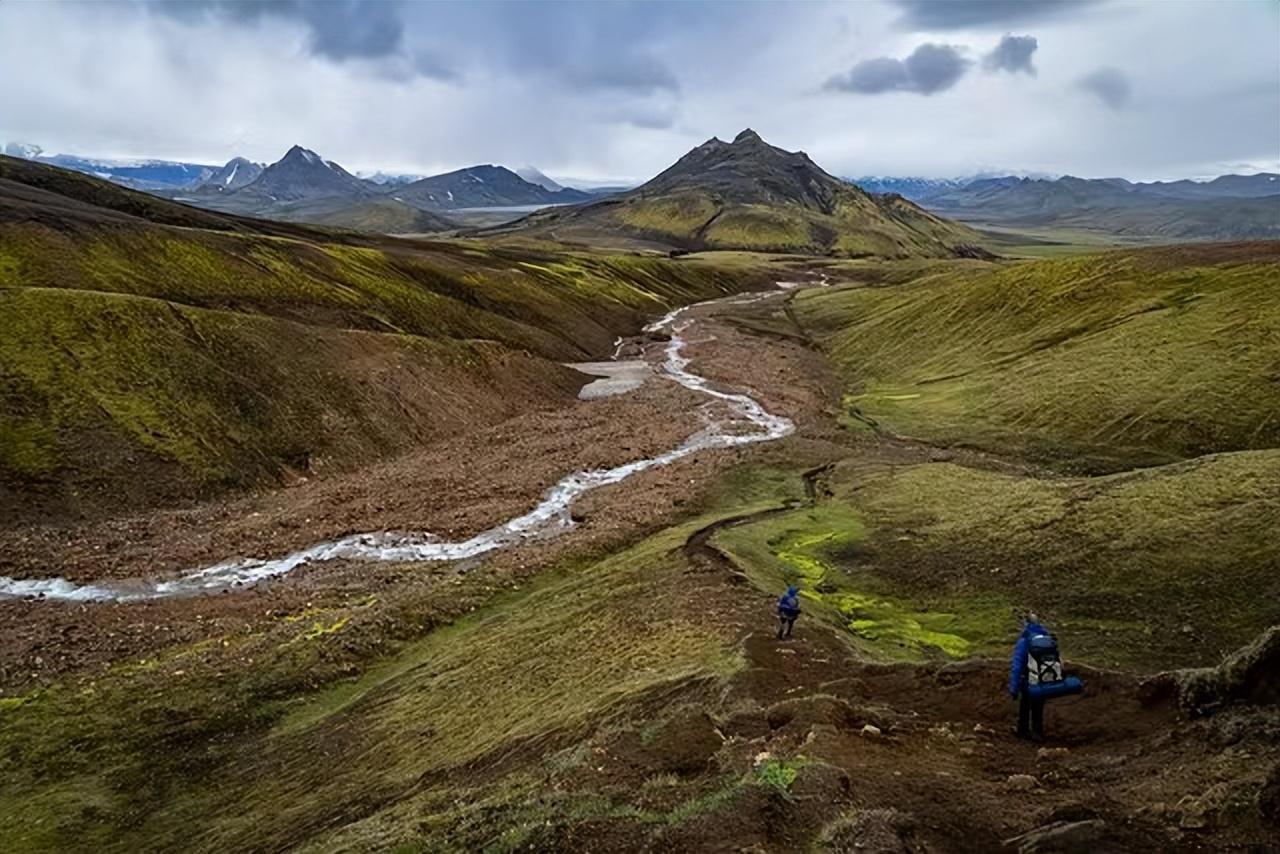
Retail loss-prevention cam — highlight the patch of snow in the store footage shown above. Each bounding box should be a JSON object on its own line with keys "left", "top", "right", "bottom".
{"left": 224, "top": 163, "right": 239, "bottom": 186}
{"left": 446, "top": 190, "right": 453, "bottom": 201}
{"left": 300, "top": 149, "right": 317, "bottom": 164}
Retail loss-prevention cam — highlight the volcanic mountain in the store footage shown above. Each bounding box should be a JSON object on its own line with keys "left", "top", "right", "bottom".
{"left": 490, "top": 129, "right": 982, "bottom": 257}
{"left": 194, "top": 157, "right": 265, "bottom": 193}
{"left": 235, "top": 145, "right": 378, "bottom": 203}
{"left": 393, "top": 164, "right": 590, "bottom": 210}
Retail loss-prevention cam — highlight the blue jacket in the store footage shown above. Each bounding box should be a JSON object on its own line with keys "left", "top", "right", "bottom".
{"left": 1008, "top": 621, "right": 1049, "bottom": 697}
{"left": 777, "top": 587, "right": 801, "bottom": 618}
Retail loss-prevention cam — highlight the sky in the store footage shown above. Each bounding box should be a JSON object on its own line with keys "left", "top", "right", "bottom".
{"left": 0, "top": 0, "right": 1277, "bottom": 182}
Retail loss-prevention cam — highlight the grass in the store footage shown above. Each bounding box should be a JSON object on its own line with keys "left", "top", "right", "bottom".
{"left": 0, "top": 465, "right": 806, "bottom": 852}
{"left": 713, "top": 501, "right": 1011, "bottom": 662}
{"left": 841, "top": 452, "right": 1280, "bottom": 668}
{"left": 793, "top": 242, "right": 1280, "bottom": 471}
{"left": 704, "top": 205, "right": 815, "bottom": 252}
{"left": 715, "top": 449, "right": 1280, "bottom": 670}
{"left": 0, "top": 214, "right": 779, "bottom": 514}
{"left": 0, "top": 286, "right": 586, "bottom": 513}
{"left": 755, "top": 757, "right": 806, "bottom": 794}
{"left": 613, "top": 192, "right": 719, "bottom": 238}
{"left": 541, "top": 181, "right": 980, "bottom": 258}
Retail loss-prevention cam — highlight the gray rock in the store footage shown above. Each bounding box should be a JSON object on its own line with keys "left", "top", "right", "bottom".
{"left": 1006, "top": 774, "right": 1040, "bottom": 791}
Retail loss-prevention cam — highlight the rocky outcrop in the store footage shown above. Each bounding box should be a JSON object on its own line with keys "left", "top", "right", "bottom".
{"left": 1139, "top": 626, "right": 1280, "bottom": 715}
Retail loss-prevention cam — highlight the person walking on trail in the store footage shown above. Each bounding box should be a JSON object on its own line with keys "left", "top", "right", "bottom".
{"left": 1008, "top": 613, "right": 1083, "bottom": 741}
{"left": 777, "top": 586, "right": 801, "bottom": 639}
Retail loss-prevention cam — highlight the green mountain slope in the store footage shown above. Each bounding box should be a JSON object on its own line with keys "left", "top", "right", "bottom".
{"left": 793, "top": 241, "right": 1280, "bottom": 470}
{"left": 489, "top": 130, "right": 984, "bottom": 258}
{"left": 301, "top": 198, "right": 459, "bottom": 233}
{"left": 0, "top": 158, "right": 767, "bottom": 519}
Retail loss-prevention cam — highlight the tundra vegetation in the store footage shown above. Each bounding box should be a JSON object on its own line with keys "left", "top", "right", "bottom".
{"left": 1, "top": 156, "right": 1277, "bottom": 851}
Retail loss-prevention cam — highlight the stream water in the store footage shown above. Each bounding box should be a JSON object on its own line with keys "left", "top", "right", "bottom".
{"left": 0, "top": 292, "right": 794, "bottom": 602}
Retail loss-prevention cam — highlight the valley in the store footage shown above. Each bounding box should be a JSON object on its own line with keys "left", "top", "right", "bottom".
{"left": 1, "top": 132, "right": 1278, "bottom": 851}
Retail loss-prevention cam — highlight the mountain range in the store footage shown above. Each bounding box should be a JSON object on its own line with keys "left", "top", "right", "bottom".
{"left": 489, "top": 128, "right": 983, "bottom": 257}
{"left": 851, "top": 171, "right": 1280, "bottom": 241}
{"left": 389, "top": 164, "right": 591, "bottom": 210}
{"left": 1, "top": 141, "right": 597, "bottom": 233}
{"left": 8, "top": 136, "right": 1274, "bottom": 242}
{"left": 2, "top": 142, "right": 218, "bottom": 191}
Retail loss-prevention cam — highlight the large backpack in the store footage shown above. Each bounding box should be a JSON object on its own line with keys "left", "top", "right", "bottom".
{"left": 1026, "top": 634, "right": 1064, "bottom": 686}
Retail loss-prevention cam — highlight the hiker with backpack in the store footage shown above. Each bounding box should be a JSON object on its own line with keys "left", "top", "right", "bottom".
{"left": 1008, "top": 614, "right": 1084, "bottom": 740}
{"left": 776, "top": 586, "right": 801, "bottom": 639}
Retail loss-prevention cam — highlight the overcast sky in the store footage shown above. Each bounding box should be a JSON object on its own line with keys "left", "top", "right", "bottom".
{"left": 1, "top": 0, "right": 1276, "bottom": 181}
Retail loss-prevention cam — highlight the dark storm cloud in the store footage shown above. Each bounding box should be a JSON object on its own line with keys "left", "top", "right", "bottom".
{"left": 1077, "top": 66, "right": 1132, "bottom": 108}
{"left": 146, "top": 0, "right": 455, "bottom": 77}
{"left": 984, "top": 34, "right": 1038, "bottom": 74}
{"left": 427, "top": 2, "right": 686, "bottom": 95}
{"left": 826, "top": 43, "right": 970, "bottom": 95}
{"left": 894, "top": 0, "right": 1100, "bottom": 30}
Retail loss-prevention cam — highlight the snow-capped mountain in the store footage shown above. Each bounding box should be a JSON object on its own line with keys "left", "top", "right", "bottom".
{"left": 357, "top": 170, "right": 425, "bottom": 187}
{"left": 236, "top": 145, "right": 378, "bottom": 202}
{"left": 196, "top": 157, "right": 265, "bottom": 193}
{"left": 2, "top": 141, "right": 217, "bottom": 190}
{"left": 515, "top": 166, "right": 564, "bottom": 192}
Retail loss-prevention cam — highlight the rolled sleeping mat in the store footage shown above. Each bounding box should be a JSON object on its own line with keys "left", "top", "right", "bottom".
{"left": 1026, "top": 676, "right": 1084, "bottom": 700}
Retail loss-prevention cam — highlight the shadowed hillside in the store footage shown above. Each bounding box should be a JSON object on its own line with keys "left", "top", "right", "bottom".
{"left": 0, "top": 157, "right": 771, "bottom": 520}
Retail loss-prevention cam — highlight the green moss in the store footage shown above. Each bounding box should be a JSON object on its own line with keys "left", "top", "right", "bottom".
{"left": 794, "top": 245, "right": 1280, "bottom": 470}
{"left": 614, "top": 193, "right": 718, "bottom": 237}
{"left": 836, "top": 593, "right": 988, "bottom": 658}
{"left": 704, "top": 206, "right": 814, "bottom": 251}
{"left": 713, "top": 498, "right": 1010, "bottom": 661}
{"left": 0, "top": 417, "right": 58, "bottom": 475}
{"left": 827, "top": 451, "right": 1280, "bottom": 669}
{"left": 0, "top": 247, "right": 21, "bottom": 283}
{"left": 755, "top": 757, "right": 806, "bottom": 794}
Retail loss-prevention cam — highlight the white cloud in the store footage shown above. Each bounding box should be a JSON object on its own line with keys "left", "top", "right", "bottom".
{"left": 0, "top": 0, "right": 1275, "bottom": 181}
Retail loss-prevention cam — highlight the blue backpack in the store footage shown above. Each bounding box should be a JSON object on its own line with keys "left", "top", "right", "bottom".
{"left": 1025, "top": 633, "right": 1084, "bottom": 700}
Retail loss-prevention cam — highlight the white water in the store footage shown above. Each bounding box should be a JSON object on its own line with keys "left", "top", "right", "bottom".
{"left": 0, "top": 294, "right": 794, "bottom": 603}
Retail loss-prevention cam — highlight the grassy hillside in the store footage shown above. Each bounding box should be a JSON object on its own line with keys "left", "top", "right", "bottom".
{"left": 0, "top": 468, "right": 801, "bottom": 852}
{"left": 793, "top": 241, "right": 1280, "bottom": 471}
{"left": 490, "top": 131, "right": 984, "bottom": 258}
{"left": 277, "top": 198, "right": 460, "bottom": 234}
{"left": 714, "top": 450, "right": 1280, "bottom": 670}
{"left": 515, "top": 187, "right": 983, "bottom": 259}
{"left": 0, "top": 161, "right": 775, "bottom": 519}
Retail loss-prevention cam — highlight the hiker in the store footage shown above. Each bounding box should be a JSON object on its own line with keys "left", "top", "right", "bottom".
{"left": 1008, "top": 613, "right": 1083, "bottom": 740}
{"left": 776, "top": 585, "right": 801, "bottom": 639}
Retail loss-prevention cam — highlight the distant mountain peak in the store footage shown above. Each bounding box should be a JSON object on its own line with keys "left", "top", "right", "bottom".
{"left": 236, "top": 145, "right": 373, "bottom": 202}
{"left": 516, "top": 165, "right": 564, "bottom": 193}
{"left": 281, "top": 145, "right": 323, "bottom": 165}
{"left": 489, "top": 128, "right": 980, "bottom": 259}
